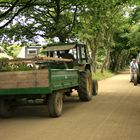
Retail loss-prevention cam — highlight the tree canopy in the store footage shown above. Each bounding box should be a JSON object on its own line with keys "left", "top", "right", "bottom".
{"left": 0, "top": 0, "right": 140, "bottom": 72}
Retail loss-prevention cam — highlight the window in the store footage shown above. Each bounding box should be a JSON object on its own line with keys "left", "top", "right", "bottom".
{"left": 69, "top": 48, "right": 76, "bottom": 59}
{"left": 27, "top": 49, "right": 37, "bottom": 55}
{"left": 81, "top": 47, "right": 86, "bottom": 59}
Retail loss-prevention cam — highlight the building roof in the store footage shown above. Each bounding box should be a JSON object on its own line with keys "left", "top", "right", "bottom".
{"left": 43, "top": 44, "right": 76, "bottom": 52}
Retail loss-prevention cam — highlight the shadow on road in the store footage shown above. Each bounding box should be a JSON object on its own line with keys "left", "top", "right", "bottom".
{"left": 0, "top": 95, "right": 84, "bottom": 119}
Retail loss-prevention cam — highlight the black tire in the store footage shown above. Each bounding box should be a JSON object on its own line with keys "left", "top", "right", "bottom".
{"left": 138, "top": 75, "right": 140, "bottom": 83}
{"left": 0, "top": 100, "right": 11, "bottom": 118}
{"left": 134, "top": 73, "right": 138, "bottom": 86}
{"left": 78, "top": 70, "right": 92, "bottom": 101}
{"left": 92, "top": 80, "right": 98, "bottom": 96}
{"left": 48, "top": 92, "right": 63, "bottom": 117}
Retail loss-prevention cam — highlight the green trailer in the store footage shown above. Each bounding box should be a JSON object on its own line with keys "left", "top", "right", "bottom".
{"left": 0, "top": 66, "right": 80, "bottom": 117}
{"left": 0, "top": 69, "right": 79, "bottom": 96}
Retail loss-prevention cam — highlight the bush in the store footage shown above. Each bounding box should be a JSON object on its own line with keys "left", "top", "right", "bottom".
{"left": 0, "top": 58, "right": 34, "bottom": 72}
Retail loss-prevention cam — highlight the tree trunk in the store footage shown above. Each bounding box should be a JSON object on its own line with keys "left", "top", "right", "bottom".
{"left": 87, "top": 38, "right": 98, "bottom": 73}
{"left": 100, "top": 33, "right": 111, "bottom": 73}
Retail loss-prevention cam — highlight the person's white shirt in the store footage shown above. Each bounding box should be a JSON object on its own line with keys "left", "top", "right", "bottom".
{"left": 130, "top": 60, "right": 138, "bottom": 70}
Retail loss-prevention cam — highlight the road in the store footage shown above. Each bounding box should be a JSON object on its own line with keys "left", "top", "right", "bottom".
{"left": 0, "top": 71, "right": 140, "bottom": 140}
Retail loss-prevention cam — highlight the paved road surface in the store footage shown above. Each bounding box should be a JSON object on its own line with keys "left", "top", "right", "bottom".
{"left": 0, "top": 71, "right": 140, "bottom": 140}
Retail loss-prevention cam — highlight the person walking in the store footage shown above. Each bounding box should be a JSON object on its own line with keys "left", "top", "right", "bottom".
{"left": 130, "top": 58, "right": 138, "bottom": 82}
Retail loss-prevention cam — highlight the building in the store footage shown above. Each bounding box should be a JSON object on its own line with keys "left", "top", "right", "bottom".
{"left": 17, "top": 46, "right": 41, "bottom": 58}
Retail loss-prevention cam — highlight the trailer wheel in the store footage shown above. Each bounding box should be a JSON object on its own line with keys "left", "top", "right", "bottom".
{"left": 92, "top": 80, "right": 98, "bottom": 96}
{"left": 48, "top": 92, "right": 63, "bottom": 117}
{"left": 0, "top": 100, "right": 11, "bottom": 118}
{"left": 78, "top": 70, "right": 92, "bottom": 101}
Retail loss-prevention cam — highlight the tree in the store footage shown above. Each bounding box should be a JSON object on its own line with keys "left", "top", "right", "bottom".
{"left": 109, "top": 4, "right": 140, "bottom": 71}
{"left": 126, "top": 6, "right": 140, "bottom": 60}
{"left": 0, "top": 0, "right": 85, "bottom": 44}
{"left": 77, "top": 0, "right": 131, "bottom": 72}
{"left": 0, "top": 0, "right": 36, "bottom": 29}
{"left": 0, "top": 0, "right": 139, "bottom": 73}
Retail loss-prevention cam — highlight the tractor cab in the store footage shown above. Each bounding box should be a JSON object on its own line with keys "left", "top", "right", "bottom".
{"left": 42, "top": 43, "right": 91, "bottom": 71}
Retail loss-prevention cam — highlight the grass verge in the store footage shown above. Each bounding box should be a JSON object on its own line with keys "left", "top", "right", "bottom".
{"left": 92, "top": 70, "right": 115, "bottom": 81}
